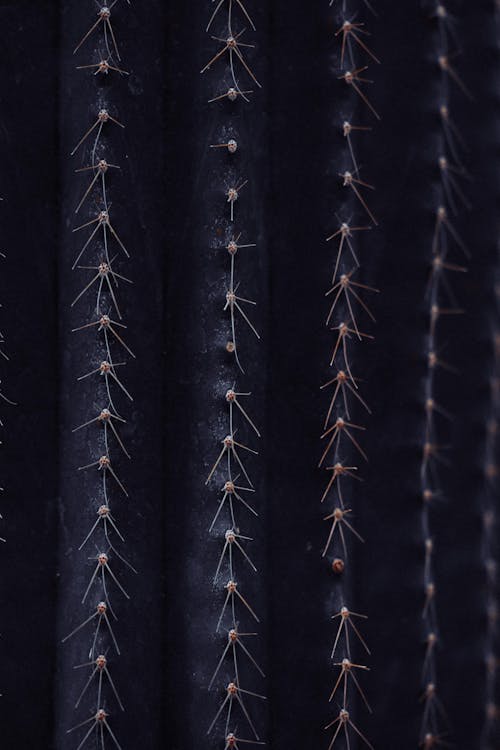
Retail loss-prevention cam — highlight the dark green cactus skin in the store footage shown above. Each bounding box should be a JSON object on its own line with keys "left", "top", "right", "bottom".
{"left": 0, "top": 1, "right": 497, "bottom": 749}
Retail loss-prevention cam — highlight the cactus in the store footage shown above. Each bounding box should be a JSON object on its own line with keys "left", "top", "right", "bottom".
{"left": 0, "top": 1, "right": 497, "bottom": 749}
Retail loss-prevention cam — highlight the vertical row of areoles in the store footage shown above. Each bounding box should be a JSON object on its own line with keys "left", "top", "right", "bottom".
{"left": 481, "top": 6, "right": 500, "bottom": 728}
{"left": 200, "top": 2, "right": 266, "bottom": 749}
{"left": 480, "top": 8, "right": 500, "bottom": 746}
{"left": 419, "top": 5, "right": 472, "bottom": 748}
{"left": 321, "top": 2, "right": 381, "bottom": 749}
{"left": 61, "top": 3, "right": 135, "bottom": 748}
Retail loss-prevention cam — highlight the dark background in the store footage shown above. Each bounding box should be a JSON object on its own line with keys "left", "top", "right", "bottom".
{"left": 0, "top": 1, "right": 497, "bottom": 748}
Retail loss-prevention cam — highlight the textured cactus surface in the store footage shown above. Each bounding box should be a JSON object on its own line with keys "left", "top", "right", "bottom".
{"left": 0, "top": 1, "right": 498, "bottom": 749}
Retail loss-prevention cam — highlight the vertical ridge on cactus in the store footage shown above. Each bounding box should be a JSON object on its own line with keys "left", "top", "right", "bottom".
{"left": 201, "top": 0, "right": 266, "bottom": 746}
{"left": 480, "top": 14, "right": 500, "bottom": 747}
{"left": 418, "top": 4, "right": 472, "bottom": 745}
{"left": 60, "top": 1, "right": 135, "bottom": 747}
{"left": 480, "top": 271, "right": 500, "bottom": 743}
{"left": 321, "top": 0, "right": 380, "bottom": 747}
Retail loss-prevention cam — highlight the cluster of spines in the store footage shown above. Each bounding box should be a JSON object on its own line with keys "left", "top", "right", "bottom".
{"left": 321, "top": 2, "right": 380, "bottom": 749}
{"left": 61, "top": 4, "right": 134, "bottom": 749}
{"left": 418, "top": 4, "right": 472, "bottom": 747}
{"left": 201, "top": 2, "right": 266, "bottom": 748}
